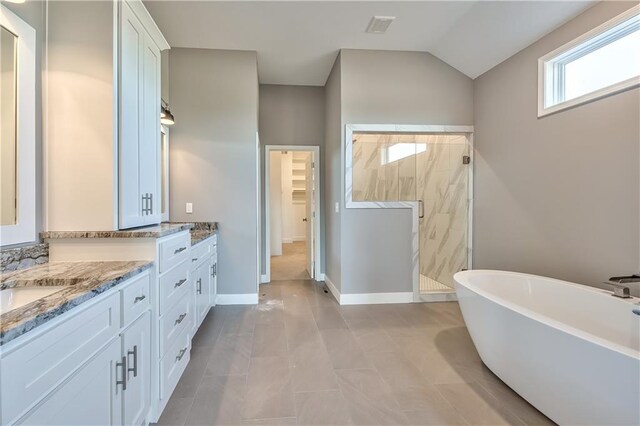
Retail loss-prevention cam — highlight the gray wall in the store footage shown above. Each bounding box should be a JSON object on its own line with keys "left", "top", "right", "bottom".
{"left": 338, "top": 49, "right": 474, "bottom": 294}
{"left": 474, "top": 1, "right": 640, "bottom": 287}
{"left": 3, "top": 1, "right": 45, "bottom": 248}
{"left": 169, "top": 48, "right": 259, "bottom": 296}
{"left": 324, "top": 55, "right": 342, "bottom": 290}
{"left": 258, "top": 84, "right": 325, "bottom": 276}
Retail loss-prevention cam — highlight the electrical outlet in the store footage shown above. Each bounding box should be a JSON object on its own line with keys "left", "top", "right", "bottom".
{"left": 186, "top": 203, "right": 193, "bottom": 214}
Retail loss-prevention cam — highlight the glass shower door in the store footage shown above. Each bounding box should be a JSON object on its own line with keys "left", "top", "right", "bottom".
{"left": 417, "top": 134, "right": 471, "bottom": 295}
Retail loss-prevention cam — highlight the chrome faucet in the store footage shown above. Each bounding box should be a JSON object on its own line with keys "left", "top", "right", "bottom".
{"left": 602, "top": 281, "right": 632, "bottom": 298}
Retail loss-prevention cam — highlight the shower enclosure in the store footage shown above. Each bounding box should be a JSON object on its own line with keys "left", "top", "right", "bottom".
{"left": 346, "top": 125, "right": 473, "bottom": 301}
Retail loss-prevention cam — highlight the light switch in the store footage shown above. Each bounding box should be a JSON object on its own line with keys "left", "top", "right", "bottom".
{"left": 186, "top": 203, "right": 193, "bottom": 214}
{"left": 335, "top": 202, "right": 339, "bottom": 213}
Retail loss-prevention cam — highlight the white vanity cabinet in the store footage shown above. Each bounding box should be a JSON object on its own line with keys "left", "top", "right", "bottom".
{"left": 190, "top": 234, "right": 217, "bottom": 332}
{"left": 119, "top": 0, "right": 162, "bottom": 229}
{"left": 0, "top": 271, "right": 152, "bottom": 426}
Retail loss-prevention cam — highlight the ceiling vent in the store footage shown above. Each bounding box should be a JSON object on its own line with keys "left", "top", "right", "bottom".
{"left": 366, "top": 16, "right": 395, "bottom": 34}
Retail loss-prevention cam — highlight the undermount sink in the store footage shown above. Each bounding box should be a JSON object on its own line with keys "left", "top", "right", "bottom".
{"left": 0, "top": 287, "right": 67, "bottom": 315}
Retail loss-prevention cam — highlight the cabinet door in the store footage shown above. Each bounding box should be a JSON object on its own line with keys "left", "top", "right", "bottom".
{"left": 119, "top": 1, "right": 144, "bottom": 229}
{"left": 139, "top": 32, "right": 161, "bottom": 225}
{"left": 122, "top": 312, "right": 151, "bottom": 426}
{"left": 194, "top": 261, "right": 209, "bottom": 329}
{"left": 18, "top": 338, "right": 123, "bottom": 426}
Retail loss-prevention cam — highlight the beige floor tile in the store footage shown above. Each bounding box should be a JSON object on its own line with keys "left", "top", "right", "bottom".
{"left": 156, "top": 397, "right": 193, "bottom": 426}
{"left": 243, "top": 356, "right": 296, "bottom": 420}
{"left": 320, "top": 328, "right": 372, "bottom": 370}
{"left": 252, "top": 323, "right": 288, "bottom": 358}
{"left": 184, "top": 375, "right": 247, "bottom": 426}
{"left": 404, "top": 407, "right": 469, "bottom": 425}
{"left": 336, "top": 369, "right": 410, "bottom": 425}
{"left": 271, "top": 242, "right": 311, "bottom": 281}
{"left": 241, "top": 418, "right": 298, "bottom": 425}
{"left": 172, "top": 345, "right": 212, "bottom": 399}
{"left": 436, "top": 382, "right": 526, "bottom": 425}
{"left": 289, "top": 338, "right": 339, "bottom": 392}
{"left": 295, "top": 390, "right": 352, "bottom": 426}
{"left": 368, "top": 351, "right": 431, "bottom": 392}
{"left": 206, "top": 333, "right": 253, "bottom": 376}
{"left": 311, "top": 306, "right": 348, "bottom": 330}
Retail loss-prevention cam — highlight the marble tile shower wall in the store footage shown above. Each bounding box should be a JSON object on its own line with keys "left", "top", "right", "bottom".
{"left": 352, "top": 134, "right": 470, "bottom": 288}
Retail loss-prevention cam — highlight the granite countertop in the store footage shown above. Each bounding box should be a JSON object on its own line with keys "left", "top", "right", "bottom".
{"left": 190, "top": 222, "right": 218, "bottom": 245}
{"left": 0, "top": 261, "right": 153, "bottom": 346}
{"left": 41, "top": 222, "right": 194, "bottom": 239}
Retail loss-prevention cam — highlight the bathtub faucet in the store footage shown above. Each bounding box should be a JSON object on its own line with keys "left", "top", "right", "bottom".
{"left": 603, "top": 281, "right": 632, "bottom": 299}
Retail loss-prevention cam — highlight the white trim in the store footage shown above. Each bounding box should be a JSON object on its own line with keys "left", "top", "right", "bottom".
{"left": 0, "top": 5, "right": 37, "bottom": 246}
{"left": 420, "top": 292, "right": 458, "bottom": 302}
{"left": 341, "top": 292, "right": 415, "bottom": 305}
{"left": 538, "top": 5, "right": 640, "bottom": 117}
{"left": 126, "top": 0, "right": 170, "bottom": 51}
{"left": 323, "top": 275, "right": 341, "bottom": 304}
{"left": 315, "top": 272, "right": 325, "bottom": 282}
{"left": 323, "top": 275, "right": 414, "bottom": 305}
{"left": 160, "top": 125, "right": 170, "bottom": 222}
{"left": 344, "top": 124, "right": 474, "bottom": 303}
{"left": 260, "top": 274, "right": 269, "bottom": 284}
{"left": 216, "top": 293, "right": 259, "bottom": 305}
{"left": 264, "top": 145, "right": 322, "bottom": 283}
{"left": 256, "top": 133, "right": 261, "bottom": 295}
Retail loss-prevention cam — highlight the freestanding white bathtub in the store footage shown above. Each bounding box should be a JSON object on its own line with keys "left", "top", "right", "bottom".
{"left": 454, "top": 270, "right": 640, "bottom": 426}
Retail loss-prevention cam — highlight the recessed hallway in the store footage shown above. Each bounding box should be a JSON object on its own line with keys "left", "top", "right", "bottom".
{"left": 270, "top": 242, "right": 310, "bottom": 281}
{"left": 157, "top": 279, "right": 553, "bottom": 426}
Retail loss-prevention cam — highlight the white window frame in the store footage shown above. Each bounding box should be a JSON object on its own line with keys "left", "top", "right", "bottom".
{"left": 0, "top": 5, "right": 36, "bottom": 246}
{"left": 538, "top": 4, "right": 640, "bottom": 117}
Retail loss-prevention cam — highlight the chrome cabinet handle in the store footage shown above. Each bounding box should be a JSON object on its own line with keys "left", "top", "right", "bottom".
{"left": 174, "top": 278, "right": 187, "bottom": 288}
{"left": 214, "top": 263, "right": 217, "bottom": 277}
{"left": 174, "top": 246, "right": 187, "bottom": 254}
{"left": 192, "top": 257, "right": 198, "bottom": 262}
{"left": 127, "top": 345, "right": 138, "bottom": 378}
{"left": 175, "top": 312, "right": 187, "bottom": 325}
{"left": 176, "top": 347, "right": 188, "bottom": 362}
{"left": 116, "top": 356, "right": 127, "bottom": 391}
{"left": 196, "top": 278, "right": 202, "bottom": 294}
{"left": 149, "top": 194, "right": 153, "bottom": 214}
{"left": 418, "top": 200, "right": 425, "bottom": 219}
{"left": 134, "top": 295, "right": 146, "bottom": 304}
{"left": 211, "top": 264, "right": 214, "bottom": 278}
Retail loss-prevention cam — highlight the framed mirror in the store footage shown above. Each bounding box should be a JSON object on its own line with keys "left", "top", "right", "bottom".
{"left": 0, "top": 5, "right": 36, "bottom": 246}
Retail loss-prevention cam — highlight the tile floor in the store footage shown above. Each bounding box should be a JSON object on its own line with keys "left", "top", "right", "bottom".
{"left": 270, "top": 242, "right": 311, "bottom": 281}
{"left": 156, "top": 279, "right": 554, "bottom": 425}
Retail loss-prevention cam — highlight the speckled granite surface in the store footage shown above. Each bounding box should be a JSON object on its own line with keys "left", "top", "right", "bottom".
{"left": 41, "top": 222, "right": 194, "bottom": 239}
{"left": 189, "top": 222, "right": 218, "bottom": 245}
{"left": 1, "top": 243, "right": 49, "bottom": 273}
{"left": 0, "top": 261, "right": 152, "bottom": 346}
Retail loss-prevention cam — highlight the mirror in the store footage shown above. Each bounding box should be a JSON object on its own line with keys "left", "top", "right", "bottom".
{"left": 0, "top": 25, "right": 17, "bottom": 226}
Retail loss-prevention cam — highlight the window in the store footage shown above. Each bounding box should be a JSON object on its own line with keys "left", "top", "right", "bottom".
{"left": 538, "top": 5, "right": 640, "bottom": 117}
{"left": 381, "top": 143, "right": 427, "bottom": 165}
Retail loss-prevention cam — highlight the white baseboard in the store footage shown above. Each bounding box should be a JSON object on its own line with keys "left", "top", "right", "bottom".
{"left": 340, "top": 292, "right": 414, "bottom": 305}
{"left": 322, "top": 276, "right": 413, "bottom": 305}
{"left": 323, "top": 275, "right": 340, "bottom": 303}
{"left": 315, "top": 272, "right": 325, "bottom": 281}
{"left": 418, "top": 292, "right": 458, "bottom": 302}
{"left": 216, "top": 293, "right": 259, "bottom": 305}
{"left": 282, "top": 238, "right": 293, "bottom": 244}
{"left": 292, "top": 236, "right": 305, "bottom": 242}
{"left": 260, "top": 274, "right": 269, "bottom": 284}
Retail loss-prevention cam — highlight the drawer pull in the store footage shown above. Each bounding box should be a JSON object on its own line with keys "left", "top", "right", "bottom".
{"left": 175, "top": 313, "right": 187, "bottom": 325}
{"left": 174, "top": 246, "right": 187, "bottom": 254}
{"left": 133, "top": 295, "right": 146, "bottom": 304}
{"left": 197, "top": 278, "right": 202, "bottom": 294}
{"left": 174, "top": 278, "right": 187, "bottom": 288}
{"left": 116, "top": 356, "right": 127, "bottom": 391}
{"left": 176, "top": 347, "right": 188, "bottom": 362}
{"left": 192, "top": 257, "right": 198, "bottom": 262}
{"left": 127, "top": 345, "right": 138, "bottom": 378}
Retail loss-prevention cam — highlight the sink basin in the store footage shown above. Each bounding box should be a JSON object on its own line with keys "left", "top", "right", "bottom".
{"left": 0, "top": 287, "right": 67, "bottom": 315}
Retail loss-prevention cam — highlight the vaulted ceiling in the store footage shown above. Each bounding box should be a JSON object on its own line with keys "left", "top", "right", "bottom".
{"left": 145, "top": 1, "right": 596, "bottom": 86}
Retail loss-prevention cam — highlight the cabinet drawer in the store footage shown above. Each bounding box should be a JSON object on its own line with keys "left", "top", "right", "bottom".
{"left": 121, "top": 270, "right": 151, "bottom": 327}
{"left": 1, "top": 293, "right": 120, "bottom": 425}
{"left": 159, "top": 292, "right": 192, "bottom": 357}
{"left": 159, "top": 232, "right": 190, "bottom": 274}
{"left": 160, "top": 328, "right": 190, "bottom": 401}
{"left": 159, "top": 259, "right": 190, "bottom": 315}
{"left": 190, "top": 240, "right": 210, "bottom": 269}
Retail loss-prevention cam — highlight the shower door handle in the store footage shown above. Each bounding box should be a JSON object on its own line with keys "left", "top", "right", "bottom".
{"left": 418, "top": 200, "right": 425, "bottom": 219}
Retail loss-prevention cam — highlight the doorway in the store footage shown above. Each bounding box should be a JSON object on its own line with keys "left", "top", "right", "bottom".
{"left": 265, "top": 145, "right": 321, "bottom": 282}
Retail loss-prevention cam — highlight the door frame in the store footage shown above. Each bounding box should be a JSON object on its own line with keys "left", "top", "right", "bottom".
{"left": 264, "top": 145, "right": 322, "bottom": 283}
{"left": 344, "top": 124, "right": 474, "bottom": 302}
